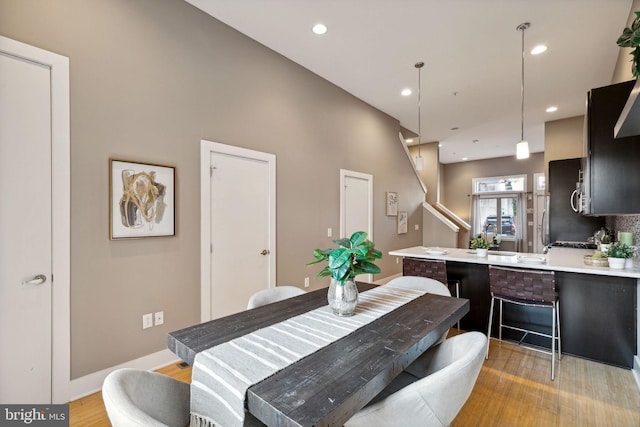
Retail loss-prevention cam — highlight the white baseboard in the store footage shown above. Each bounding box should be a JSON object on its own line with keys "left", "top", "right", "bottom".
{"left": 633, "top": 355, "right": 640, "bottom": 392}
{"left": 69, "top": 349, "right": 181, "bottom": 401}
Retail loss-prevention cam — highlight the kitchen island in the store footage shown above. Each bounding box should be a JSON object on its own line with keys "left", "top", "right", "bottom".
{"left": 389, "top": 246, "right": 638, "bottom": 373}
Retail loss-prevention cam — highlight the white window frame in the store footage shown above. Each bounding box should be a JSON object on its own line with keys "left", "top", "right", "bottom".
{"left": 471, "top": 175, "right": 527, "bottom": 246}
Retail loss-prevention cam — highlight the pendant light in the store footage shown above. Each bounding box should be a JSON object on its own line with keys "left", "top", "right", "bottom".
{"left": 415, "top": 61, "right": 425, "bottom": 170}
{"left": 516, "top": 22, "right": 530, "bottom": 159}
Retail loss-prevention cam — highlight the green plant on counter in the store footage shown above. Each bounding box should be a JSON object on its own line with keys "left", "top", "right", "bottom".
{"left": 470, "top": 234, "right": 491, "bottom": 250}
{"left": 307, "top": 231, "right": 382, "bottom": 286}
{"left": 606, "top": 242, "right": 634, "bottom": 259}
{"left": 617, "top": 11, "right": 640, "bottom": 77}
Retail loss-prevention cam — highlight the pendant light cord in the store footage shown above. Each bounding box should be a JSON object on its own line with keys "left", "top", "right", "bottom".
{"left": 517, "top": 23, "right": 529, "bottom": 142}
{"left": 415, "top": 62, "right": 424, "bottom": 157}
{"left": 521, "top": 25, "right": 525, "bottom": 142}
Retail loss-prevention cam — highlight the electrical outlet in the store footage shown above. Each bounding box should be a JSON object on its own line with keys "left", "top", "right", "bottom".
{"left": 396, "top": 257, "right": 399, "bottom": 264}
{"left": 414, "top": 224, "right": 420, "bottom": 231}
{"left": 304, "top": 277, "right": 310, "bottom": 288}
{"left": 154, "top": 311, "right": 164, "bottom": 326}
{"left": 327, "top": 228, "right": 332, "bottom": 237}
{"left": 142, "top": 313, "right": 153, "bottom": 329}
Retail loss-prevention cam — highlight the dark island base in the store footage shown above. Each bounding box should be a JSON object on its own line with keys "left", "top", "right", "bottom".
{"left": 404, "top": 257, "right": 636, "bottom": 368}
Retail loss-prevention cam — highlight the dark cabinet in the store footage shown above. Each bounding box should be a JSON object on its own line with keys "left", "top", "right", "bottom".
{"left": 586, "top": 80, "right": 640, "bottom": 214}
{"left": 404, "top": 257, "right": 636, "bottom": 368}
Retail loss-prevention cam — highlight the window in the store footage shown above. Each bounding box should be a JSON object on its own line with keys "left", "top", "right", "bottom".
{"left": 473, "top": 175, "right": 525, "bottom": 194}
{"left": 472, "top": 175, "right": 526, "bottom": 248}
{"left": 476, "top": 197, "right": 518, "bottom": 237}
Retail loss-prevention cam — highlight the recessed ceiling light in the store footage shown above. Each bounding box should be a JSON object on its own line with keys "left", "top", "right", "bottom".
{"left": 312, "top": 23, "right": 328, "bottom": 35}
{"left": 462, "top": 157, "right": 469, "bottom": 161}
{"left": 406, "top": 138, "right": 413, "bottom": 143}
{"left": 546, "top": 106, "right": 558, "bottom": 113}
{"left": 531, "top": 45, "right": 547, "bottom": 55}
{"left": 438, "top": 143, "right": 443, "bottom": 147}
{"left": 401, "top": 88, "right": 412, "bottom": 96}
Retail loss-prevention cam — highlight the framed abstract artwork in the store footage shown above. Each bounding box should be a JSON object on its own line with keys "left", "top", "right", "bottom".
{"left": 109, "top": 159, "right": 175, "bottom": 239}
{"left": 386, "top": 191, "right": 398, "bottom": 216}
{"left": 397, "top": 211, "right": 408, "bottom": 234}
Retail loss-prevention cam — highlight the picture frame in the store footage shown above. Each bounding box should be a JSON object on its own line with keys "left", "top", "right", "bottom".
{"left": 397, "top": 211, "right": 408, "bottom": 234}
{"left": 386, "top": 191, "right": 398, "bottom": 216}
{"left": 109, "top": 159, "right": 175, "bottom": 239}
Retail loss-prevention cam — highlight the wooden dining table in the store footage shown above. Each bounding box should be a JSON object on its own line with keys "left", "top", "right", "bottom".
{"left": 167, "top": 282, "right": 469, "bottom": 427}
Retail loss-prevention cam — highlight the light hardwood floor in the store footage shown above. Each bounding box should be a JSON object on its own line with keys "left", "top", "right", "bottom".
{"left": 69, "top": 338, "right": 640, "bottom": 426}
{"left": 455, "top": 339, "right": 640, "bottom": 426}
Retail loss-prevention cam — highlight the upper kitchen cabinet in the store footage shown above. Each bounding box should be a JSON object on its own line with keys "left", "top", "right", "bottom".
{"left": 584, "top": 80, "right": 640, "bottom": 215}
{"left": 614, "top": 78, "right": 640, "bottom": 138}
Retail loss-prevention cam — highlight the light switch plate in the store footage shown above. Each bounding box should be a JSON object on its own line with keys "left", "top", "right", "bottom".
{"left": 142, "top": 313, "right": 153, "bottom": 329}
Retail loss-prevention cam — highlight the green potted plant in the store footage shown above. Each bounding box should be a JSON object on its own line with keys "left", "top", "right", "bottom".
{"left": 470, "top": 234, "right": 491, "bottom": 257}
{"left": 617, "top": 11, "right": 640, "bottom": 77}
{"left": 308, "top": 231, "right": 382, "bottom": 316}
{"left": 605, "top": 242, "right": 634, "bottom": 269}
{"left": 600, "top": 234, "right": 611, "bottom": 253}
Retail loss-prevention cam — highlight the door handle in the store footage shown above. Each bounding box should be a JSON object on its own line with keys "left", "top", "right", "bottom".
{"left": 22, "top": 274, "right": 47, "bottom": 286}
{"left": 570, "top": 190, "right": 578, "bottom": 213}
{"left": 540, "top": 209, "right": 547, "bottom": 246}
{"left": 260, "top": 249, "right": 270, "bottom": 256}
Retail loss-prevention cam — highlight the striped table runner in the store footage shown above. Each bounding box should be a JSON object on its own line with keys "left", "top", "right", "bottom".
{"left": 190, "top": 285, "right": 425, "bottom": 427}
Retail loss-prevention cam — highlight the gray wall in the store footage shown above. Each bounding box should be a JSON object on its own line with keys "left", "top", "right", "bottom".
{"left": 0, "top": 0, "right": 424, "bottom": 378}
{"left": 544, "top": 116, "right": 585, "bottom": 169}
{"left": 612, "top": 0, "right": 640, "bottom": 84}
{"left": 408, "top": 142, "right": 438, "bottom": 205}
{"left": 440, "top": 153, "right": 545, "bottom": 224}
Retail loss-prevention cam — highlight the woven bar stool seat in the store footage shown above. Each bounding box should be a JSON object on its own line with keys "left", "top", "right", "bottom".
{"left": 403, "top": 257, "right": 461, "bottom": 330}
{"left": 486, "top": 265, "right": 561, "bottom": 380}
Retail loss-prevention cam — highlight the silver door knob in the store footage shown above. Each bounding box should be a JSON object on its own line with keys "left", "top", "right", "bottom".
{"left": 260, "top": 249, "right": 270, "bottom": 255}
{"left": 22, "top": 274, "right": 47, "bottom": 285}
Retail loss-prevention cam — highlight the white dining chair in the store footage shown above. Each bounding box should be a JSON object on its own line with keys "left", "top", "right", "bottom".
{"left": 102, "top": 368, "right": 190, "bottom": 427}
{"left": 386, "top": 276, "right": 452, "bottom": 344}
{"left": 386, "top": 275, "right": 452, "bottom": 296}
{"left": 402, "top": 257, "right": 462, "bottom": 331}
{"left": 344, "top": 331, "right": 487, "bottom": 427}
{"left": 246, "top": 286, "right": 307, "bottom": 309}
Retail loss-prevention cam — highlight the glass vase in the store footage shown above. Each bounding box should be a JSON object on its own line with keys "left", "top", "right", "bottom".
{"left": 327, "top": 279, "right": 358, "bottom": 316}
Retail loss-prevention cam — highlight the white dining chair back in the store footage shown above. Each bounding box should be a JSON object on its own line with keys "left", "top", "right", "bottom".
{"left": 386, "top": 276, "right": 451, "bottom": 296}
{"left": 246, "top": 286, "right": 307, "bottom": 309}
{"left": 345, "top": 331, "right": 487, "bottom": 427}
{"left": 102, "top": 368, "right": 190, "bottom": 427}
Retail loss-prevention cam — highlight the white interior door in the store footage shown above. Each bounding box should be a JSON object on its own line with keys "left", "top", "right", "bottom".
{"left": 340, "top": 169, "right": 373, "bottom": 281}
{"left": 201, "top": 141, "right": 276, "bottom": 320}
{"left": 0, "top": 50, "right": 53, "bottom": 403}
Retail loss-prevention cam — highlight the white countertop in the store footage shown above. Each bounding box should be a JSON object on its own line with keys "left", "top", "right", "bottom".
{"left": 388, "top": 246, "right": 640, "bottom": 279}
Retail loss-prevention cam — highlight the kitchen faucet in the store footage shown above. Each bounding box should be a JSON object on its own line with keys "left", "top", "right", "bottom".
{"left": 484, "top": 223, "right": 496, "bottom": 241}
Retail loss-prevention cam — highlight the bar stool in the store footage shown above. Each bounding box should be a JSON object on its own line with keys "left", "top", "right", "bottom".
{"left": 402, "top": 257, "right": 461, "bottom": 330}
{"left": 486, "top": 265, "right": 561, "bottom": 380}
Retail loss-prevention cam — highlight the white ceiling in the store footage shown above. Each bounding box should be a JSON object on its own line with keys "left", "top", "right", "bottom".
{"left": 186, "top": 0, "right": 633, "bottom": 163}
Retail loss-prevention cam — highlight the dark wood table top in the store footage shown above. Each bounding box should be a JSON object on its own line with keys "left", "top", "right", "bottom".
{"left": 168, "top": 283, "right": 469, "bottom": 426}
